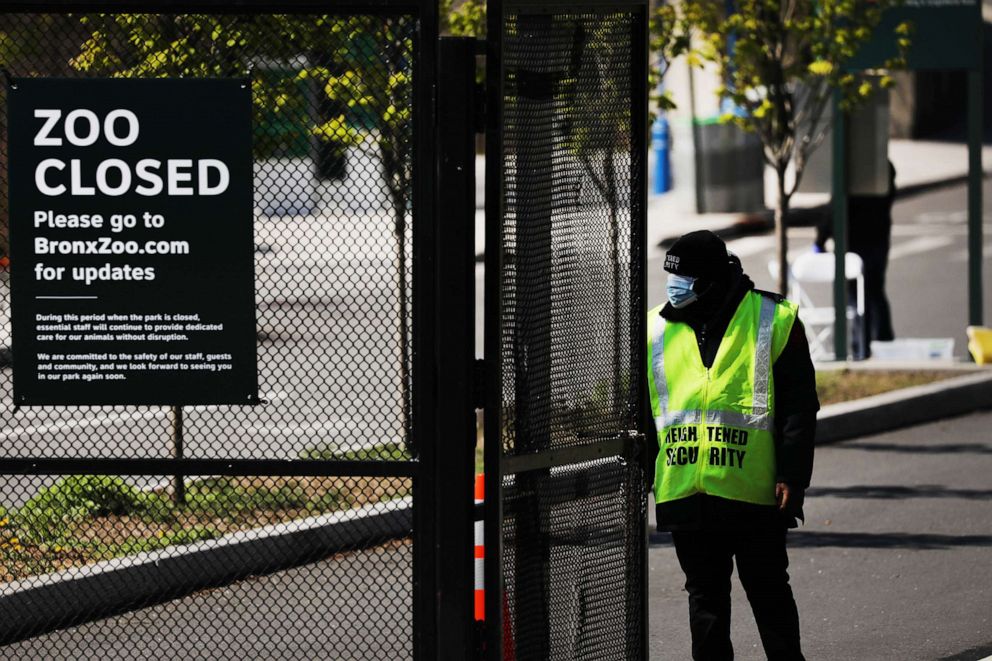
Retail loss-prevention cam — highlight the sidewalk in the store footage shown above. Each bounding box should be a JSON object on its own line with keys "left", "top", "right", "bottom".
{"left": 472, "top": 139, "right": 991, "bottom": 260}
{"left": 648, "top": 139, "right": 992, "bottom": 254}
{"left": 650, "top": 410, "right": 992, "bottom": 660}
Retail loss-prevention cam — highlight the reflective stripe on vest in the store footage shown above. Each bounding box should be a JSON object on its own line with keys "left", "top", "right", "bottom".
{"left": 648, "top": 292, "right": 796, "bottom": 506}
{"left": 650, "top": 297, "right": 776, "bottom": 433}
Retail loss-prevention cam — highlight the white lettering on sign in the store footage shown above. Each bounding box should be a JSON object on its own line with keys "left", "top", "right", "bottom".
{"left": 31, "top": 108, "right": 229, "bottom": 197}
{"left": 33, "top": 108, "right": 140, "bottom": 147}
{"left": 34, "top": 158, "right": 230, "bottom": 197}
{"left": 103, "top": 109, "right": 140, "bottom": 146}
{"left": 32, "top": 109, "right": 63, "bottom": 146}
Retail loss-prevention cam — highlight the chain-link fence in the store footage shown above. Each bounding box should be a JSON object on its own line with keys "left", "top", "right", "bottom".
{"left": 0, "top": 1, "right": 650, "bottom": 657}
{"left": 0, "top": 6, "right": 431, "bottom": 658}
{"left": 485, "top": 2, "right": 648, "bottom": 659}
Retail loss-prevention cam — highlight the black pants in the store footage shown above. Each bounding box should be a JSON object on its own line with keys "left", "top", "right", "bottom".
{"left": 671, "top": 528, "right": 805, "bottom": 661}
{"left": 850, "top": 232, "right": 895, "bottom": 356}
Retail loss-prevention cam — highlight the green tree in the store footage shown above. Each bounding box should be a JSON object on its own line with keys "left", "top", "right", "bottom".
{"left": 71, "top": 13, "right": 418, "bottom": 441}
{"left": 441, "top": 0, "right": 486, "bottom": 38}
{"left": 649, "top": 1, "right": 703, "bottom": 113}
{"left": 687, "top": 0, "right": 910, "bottom": 294}
{"left": 0, "top": 14, "right": 94, "bottom": 259}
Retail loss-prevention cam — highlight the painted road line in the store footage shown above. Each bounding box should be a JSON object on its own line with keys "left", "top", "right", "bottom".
{"left": 0, "top": 408, "right": 170, "bottom": 442}
{"left": 888, "top": 235, "right": 956, "bottom": 260}
{"left": 950, "top": 243, "right": 992, "bottom": 262}
{"left": 0, "top": 391, "right": 290, "bottom": 438}
{"left": 726, "top": 235, "right": 778, "bottom": 258}
{"left": 893, "top": 222, "right": 992, "bottom": 236}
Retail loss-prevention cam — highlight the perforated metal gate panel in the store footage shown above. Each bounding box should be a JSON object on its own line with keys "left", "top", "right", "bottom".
{"left": 0, "top": 5, "right": 435, "bottom": 658}
{"left": 484, "top": 2, "right": 649, "bottom": 659}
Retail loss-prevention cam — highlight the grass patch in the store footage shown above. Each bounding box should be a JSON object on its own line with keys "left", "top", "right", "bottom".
{"left": 815, "top": 369, "right": 963, "bottom": 406}
{"left": 0, "top": 474, "right": 409, "bottom": 583}
{"left": 299, "top": 440, "right": 409, "bottom": 461}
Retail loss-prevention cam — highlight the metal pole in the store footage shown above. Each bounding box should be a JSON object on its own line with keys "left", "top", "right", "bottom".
{"left": 631, "top": 7, "right": 651, "bottom": 660}
{"left": 831, "top": 91, "right": 849, "bottom": 361}
{"left": 170, "top": 406, "right": 185, "bottom": 506}
{"left": 435, "top": 36, "right": 478, "bottom": 660}
{"left": 687, "top": 56, "right": 704, "bottom": 213}
{"left": 483, "top": 1, "right": 507, "bottom": 656}
{"left": 968, "top": 68, "right": 984, "bottom": 327}
{"left": 411, "top": 0, "right": 439, "bottom": 655}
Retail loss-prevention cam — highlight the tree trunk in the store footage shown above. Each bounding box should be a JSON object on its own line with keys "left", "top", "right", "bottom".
{"left": 775, "top": 169, "right": 790, "bottom": 296}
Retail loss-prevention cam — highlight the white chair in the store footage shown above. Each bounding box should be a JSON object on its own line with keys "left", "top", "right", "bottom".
{"left": 768, "top": 252, "right": 866, "bottom": 360}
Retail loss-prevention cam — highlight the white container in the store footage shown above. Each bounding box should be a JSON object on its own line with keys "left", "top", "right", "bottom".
{"left": 870, "top": 338, "right": 955, "bottom": 361}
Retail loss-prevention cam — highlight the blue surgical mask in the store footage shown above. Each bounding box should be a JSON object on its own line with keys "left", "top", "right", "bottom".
{"left": 666, "top": 273, "right": 698, "bottom": 309}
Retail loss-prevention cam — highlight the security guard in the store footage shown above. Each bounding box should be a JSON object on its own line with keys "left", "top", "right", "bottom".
{"left": 647, "top": 231, "right": 818, "bottom": 661}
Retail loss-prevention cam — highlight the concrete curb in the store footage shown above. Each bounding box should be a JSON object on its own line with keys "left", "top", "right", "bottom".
{"left": 816, "top": 371, "right": 992, "bottom": 445}
{"left": 0, "top": 498, "right": 412, "bottom": 646}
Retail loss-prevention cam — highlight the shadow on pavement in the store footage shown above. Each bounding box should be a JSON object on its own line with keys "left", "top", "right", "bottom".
{"left": 806, "top": 484, "right": 992, "bottom": 500}
{"left": 650, "top": 531, "right": 992, "bottom": 550}
{"left": 786, "top": 531, "right": 992, "bottom": 550}
{"left": 937, "top": 641, "right": 992, "bottom": 661}
{"left": 830, "top": 442, "right": 992, "bottom": 455}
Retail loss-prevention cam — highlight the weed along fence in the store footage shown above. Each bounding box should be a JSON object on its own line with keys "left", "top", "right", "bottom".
{"left": 0, "top": 1, "right": 649, "bottom": 659}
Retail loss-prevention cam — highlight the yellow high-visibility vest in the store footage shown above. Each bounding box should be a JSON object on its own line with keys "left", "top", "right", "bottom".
{"left": 647, "top": 291, "right": 798, "bottom": 506}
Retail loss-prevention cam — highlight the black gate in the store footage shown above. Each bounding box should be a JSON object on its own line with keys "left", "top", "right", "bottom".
{"left": 483, "top": 1, "right": 650, "bottom": 659}
{"left": 0, "top": 2, "right": 457, "bottom": 658}
{"left": 0, "top": 1, "right": 648, "bottom": 657}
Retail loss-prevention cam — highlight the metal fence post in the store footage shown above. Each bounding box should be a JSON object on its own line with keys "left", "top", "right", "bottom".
{"left": 170, "top": 405, "right": 186, "bottom": 506}
{"left": 433, "top": 36, "right": 478, "bottom": 660}
{"left": 412, "top": 0, "right": 441, "bottom": 656}
{"left": 483, "top": 3, "right": 507, "bottom": 656}
{"left": 831, "top": 91, "right": 849, "bottom": 361}
{"left": 967, "top": 66, "right": 984, "bottom": 327}
{"left": 631, "top": 9, "right": 650, "bottom": 658}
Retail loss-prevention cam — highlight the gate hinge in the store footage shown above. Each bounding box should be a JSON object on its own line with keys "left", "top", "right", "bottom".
{"left": 472, "top": 359, "right": 486, "bottom": 409}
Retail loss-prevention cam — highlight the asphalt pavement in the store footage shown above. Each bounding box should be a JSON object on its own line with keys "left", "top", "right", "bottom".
{"left": 649, "top": 411, "right": 992, "bottom": 661}
{"left": 11, "top": 411, "right": 991, "bottom": 660}
{"left": 3, "top": 542, "right": 413, "bottom": 660}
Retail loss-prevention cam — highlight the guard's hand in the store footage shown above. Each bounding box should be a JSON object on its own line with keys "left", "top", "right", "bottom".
{"left": 775, "top": 482, "right": 791, "bottom": 511}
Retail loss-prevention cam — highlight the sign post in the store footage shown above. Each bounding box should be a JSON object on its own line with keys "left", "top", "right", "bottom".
{"left": 8, "top": 78, "right": 257, "bottom": 406}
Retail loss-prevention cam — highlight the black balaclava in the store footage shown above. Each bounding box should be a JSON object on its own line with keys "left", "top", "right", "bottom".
{"left": 664, "top": 230, "right": 732, "bottom": 300}
{"left": 663, "top": 230, "right": 749, "bottom": 326}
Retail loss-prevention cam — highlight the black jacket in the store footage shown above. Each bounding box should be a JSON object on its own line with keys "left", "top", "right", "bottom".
{"left": 646, "top": 267, "right": 819, "bottom": 530}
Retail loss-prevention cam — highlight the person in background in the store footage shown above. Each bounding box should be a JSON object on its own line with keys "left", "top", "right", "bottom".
{"left": 815, "top": 160, "right": 897, "bottom": 354}
{"left": 647, "top": 230, "right": 819, "bottom": 661}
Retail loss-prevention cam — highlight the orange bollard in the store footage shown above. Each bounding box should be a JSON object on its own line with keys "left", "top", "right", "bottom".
{"left": 474, "top": 473, "right": 485, "bottom": 622}
{"left": 474, "top": 472, "right": 516, "bottom": 660}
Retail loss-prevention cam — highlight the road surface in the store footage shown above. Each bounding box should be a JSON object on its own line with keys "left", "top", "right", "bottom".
{"left": 647, "top": 179, "right": 992, "bottom": 360}
{"left": 3, "top": 542, "right": 413, "bottom": 660}
{"left": 6, "top": 412, "right": 990, "bottom": 659}
{"left": 649, "top": 411, "right": 992, "bottom": 661}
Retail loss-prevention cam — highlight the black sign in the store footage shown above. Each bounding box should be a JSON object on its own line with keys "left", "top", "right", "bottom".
{"left": 851, "top": 0, "right": 982, "bottom": 72}
{"left": 8, "top": 78, "right": 257, "bottom": 406}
